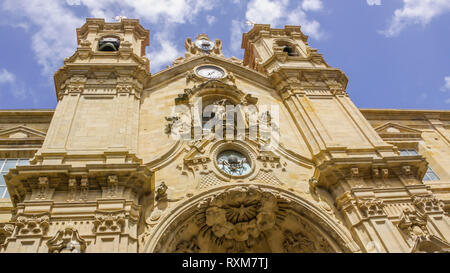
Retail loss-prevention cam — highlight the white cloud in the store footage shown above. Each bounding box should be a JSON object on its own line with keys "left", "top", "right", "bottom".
{"left": 230, "top": 20, "right": 246, "bottom": 54}
{"left": 66, "top": 0, "right": 81, "bottom": 5}
{"left": 76, "top": 0, "right": 217, "bottom": 24}
{"left": 1, "top": 0, "right": 218, "bottom": 75}
{"left": 2, "top": 0, "right": 83, "bottom": 75}
{"left": 245, "top": 0, "right": 324, "bottom": 40}
{"left": 287, "top": 6, "right": 323, "bottom": 39}
{"left": 245, "top": 0, "right": 288, "bottom": 26}
{"left": 441, "top": 76, "right": 450, "bottom": 92}
{"left": 382, "top": 0, "right": 450, "bottom": 37}
{"left": 0, "top": 68, "right": 29, "bottom": 100}
{"left": 206, "top": 15, "right": 217, "bottom": 25}
{"left": 367, "top": 0, "right": 381, "bottom": 6}
{"left": 0, "top": 69, "right": 16, "bottom": 84}
{"left": 302, "top": 0, "right": 323, "bottom": 11}
{"left": 148, "top": 32, "right": 183, "bottom": 72}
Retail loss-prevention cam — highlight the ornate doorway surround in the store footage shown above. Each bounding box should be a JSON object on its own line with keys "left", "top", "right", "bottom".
{"left": 143, "top": 184, "right": 359, "bottom": 253}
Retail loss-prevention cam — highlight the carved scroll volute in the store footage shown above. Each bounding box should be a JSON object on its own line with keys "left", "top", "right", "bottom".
{"left": 47, "top": 227, "right": 87, "bottom": 253}
{"left": 93, "top": 211, "right": 126, "bottom": 234}
{"left": 15, "top": 213, "right": 50, "bottom": 236}
{"left": 412, "top": 195, "right": 442, "bottom": 214}
{"left": 356, "top": 198, "right": 386, "bottom": 219}
{"left": 0, "top": 223, "right": 14, "bottom": 248}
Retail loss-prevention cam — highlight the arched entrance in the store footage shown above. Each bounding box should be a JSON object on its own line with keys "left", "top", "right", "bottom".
{"left": 143, "top": 184, "right": 358, "bottom": 253}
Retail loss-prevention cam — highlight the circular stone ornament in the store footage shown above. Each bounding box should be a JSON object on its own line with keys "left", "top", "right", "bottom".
{"left": 217, "top": 150, "right": 251, "bottom": 176}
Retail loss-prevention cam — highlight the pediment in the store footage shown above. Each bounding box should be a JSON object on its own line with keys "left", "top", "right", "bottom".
{"left": 147, "top": 55, "right": 272, "bottom": 91}
{"left": 0, "top": 125, "right": 46, "bottom": 139}
{"left": 374, "top": 122, "right": 422, "bottom": 139}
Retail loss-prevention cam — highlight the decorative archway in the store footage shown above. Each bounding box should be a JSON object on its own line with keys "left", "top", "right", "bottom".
{"left": 142, "top": 184, "right": 358, "bottom": 253}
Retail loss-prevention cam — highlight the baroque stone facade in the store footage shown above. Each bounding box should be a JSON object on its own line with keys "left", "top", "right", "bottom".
{"left": 0, "top": 19, "right": 449, "bottom": 253}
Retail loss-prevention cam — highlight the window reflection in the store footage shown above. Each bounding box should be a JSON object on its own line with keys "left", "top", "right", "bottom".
{"left": 398, "top": 149, "right": 439, "bottom": 181}
{"left": 0, "top": 158, "right": 30, "bottom": 198}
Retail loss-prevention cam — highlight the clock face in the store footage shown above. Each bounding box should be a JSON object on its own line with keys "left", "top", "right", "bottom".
{"left": 196, "top": 66, "right": 225, "bottom": 79}
{"left": 195, "top": 39, "right": 215, "bottom": 51}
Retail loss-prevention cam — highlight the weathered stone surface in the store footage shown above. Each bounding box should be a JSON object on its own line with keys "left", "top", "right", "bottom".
{"left": 0, "top": 19, "right": 448, "bottom": 253}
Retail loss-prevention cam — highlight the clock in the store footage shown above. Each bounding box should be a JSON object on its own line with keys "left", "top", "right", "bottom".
{"left": 195, "top": 39, "right": 215, "bottom": 51}
{"left": 196, "top": 65, "right": 225, "bottom": 79}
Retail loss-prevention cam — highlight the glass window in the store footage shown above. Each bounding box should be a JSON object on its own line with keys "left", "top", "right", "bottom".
{"left": 19, "top": 159, "right": 30, "bottom": 166}
{"left": 423, "top": 167, "right": 440, "bottom": 181}
{"left": 398, "top": 150, "right": 440, "bottom": 181}
{"left": 0, "top": 176, "right": 8, "bottom": 198}
{"left": 399, "top": 149, "right": 418, "bottom": 156}
{"left": 3, "top": 159, "right": 18, "bottom": 170}
{"left": 0, "top": 158, "right": 30, "bottom": 198}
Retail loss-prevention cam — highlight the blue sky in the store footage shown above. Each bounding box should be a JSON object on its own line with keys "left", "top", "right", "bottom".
{"left": 0, "top": 0, "right": 449, "bottom": 110}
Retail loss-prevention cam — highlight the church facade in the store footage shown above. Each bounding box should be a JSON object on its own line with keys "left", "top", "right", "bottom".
{"left": 0, "top": 18, "right": 449, "bottom": 253}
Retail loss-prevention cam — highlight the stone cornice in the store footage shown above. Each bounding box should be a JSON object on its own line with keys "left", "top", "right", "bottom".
{"left": 242, "top": 24, "right": 308, "bottom": 49}
{"left": 4, "top": 163, "right": 153, "bottom": 207}
{"left": 53, "top": 63, "right": 151, "bottom": 100}
{"left": 360, "top": 108, "right": 450, "bottom": 120}
{"left": 269, "top": 67, "right": 349, "bottom": 98}
{"left": 0, "top": 110, "right": 54, "bottom": 116}
{"left": 315, "top": 155, "right": 428, "bottom": 189}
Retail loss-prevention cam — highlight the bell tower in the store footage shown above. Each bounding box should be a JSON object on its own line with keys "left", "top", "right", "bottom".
{"left": 242, "top": 24, "right": 327, "bottom": 73}
{"left": 4, "top": 19, "right": 152, "bottom": 253}
{"left": 39, "top": 18, "right": 150, "bottom": 165}
{"left": 241, "top": 24, "right": 443, "bottom": 253}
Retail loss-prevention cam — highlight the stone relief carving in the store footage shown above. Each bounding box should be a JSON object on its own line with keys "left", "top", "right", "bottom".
{"left": 164, "top": 116, "right": 180, "bottom": 135}
{"left": 47, "top": 227, "right": 87, "bottom": 253}
{"left": 155, "top": 181, "right": 168, "bottom": 201}
{"left": 184, "top": 35, "right": 223, "bottom": 57}
{"left": 191, "top": 185, "right": 287, "bottom": 252}
{"left": 37, "top": 176, "right": 49, "bottom": 199}
{"left": 164, "top": 111, "right": 191, "bottom": 138}
{"left": 412, "top": 195, "right": 442, "bottom": 213}
{"left": 0, "top": 223, "right": 14, "bottom": 248}
{"left": 397, "top": 207, "right": 428, "bottom": 243}
{"left": 357, "top": 198, "right": 385, "bottom": 218}
{"left": 107, "top": 175, "right": 119, "bottom": 197}
{"left": 141, "top": 182, "right": 185, "bottom": 244}
{"left": 16, "top": 213, "right": 50, "bottom": 236}
{"left": 175, "top": 236, "right": 200, "bottom": 253}
{"left": 148, "top": 185, "right": 343, "bottom": 253}
{"left": 93, "top": 210, "right": 126, "bottom": 234}
{"left": 67, "top": 178, "right": 77, "bottom": 202}
{"left": 308, "top": 178, "right": 335, "bottom": 217}
{"left": 80, "top": 176, "right": 89, "bottom": 201}
{"left": 283, "top": 230, "right": 331, "bottom": 253}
